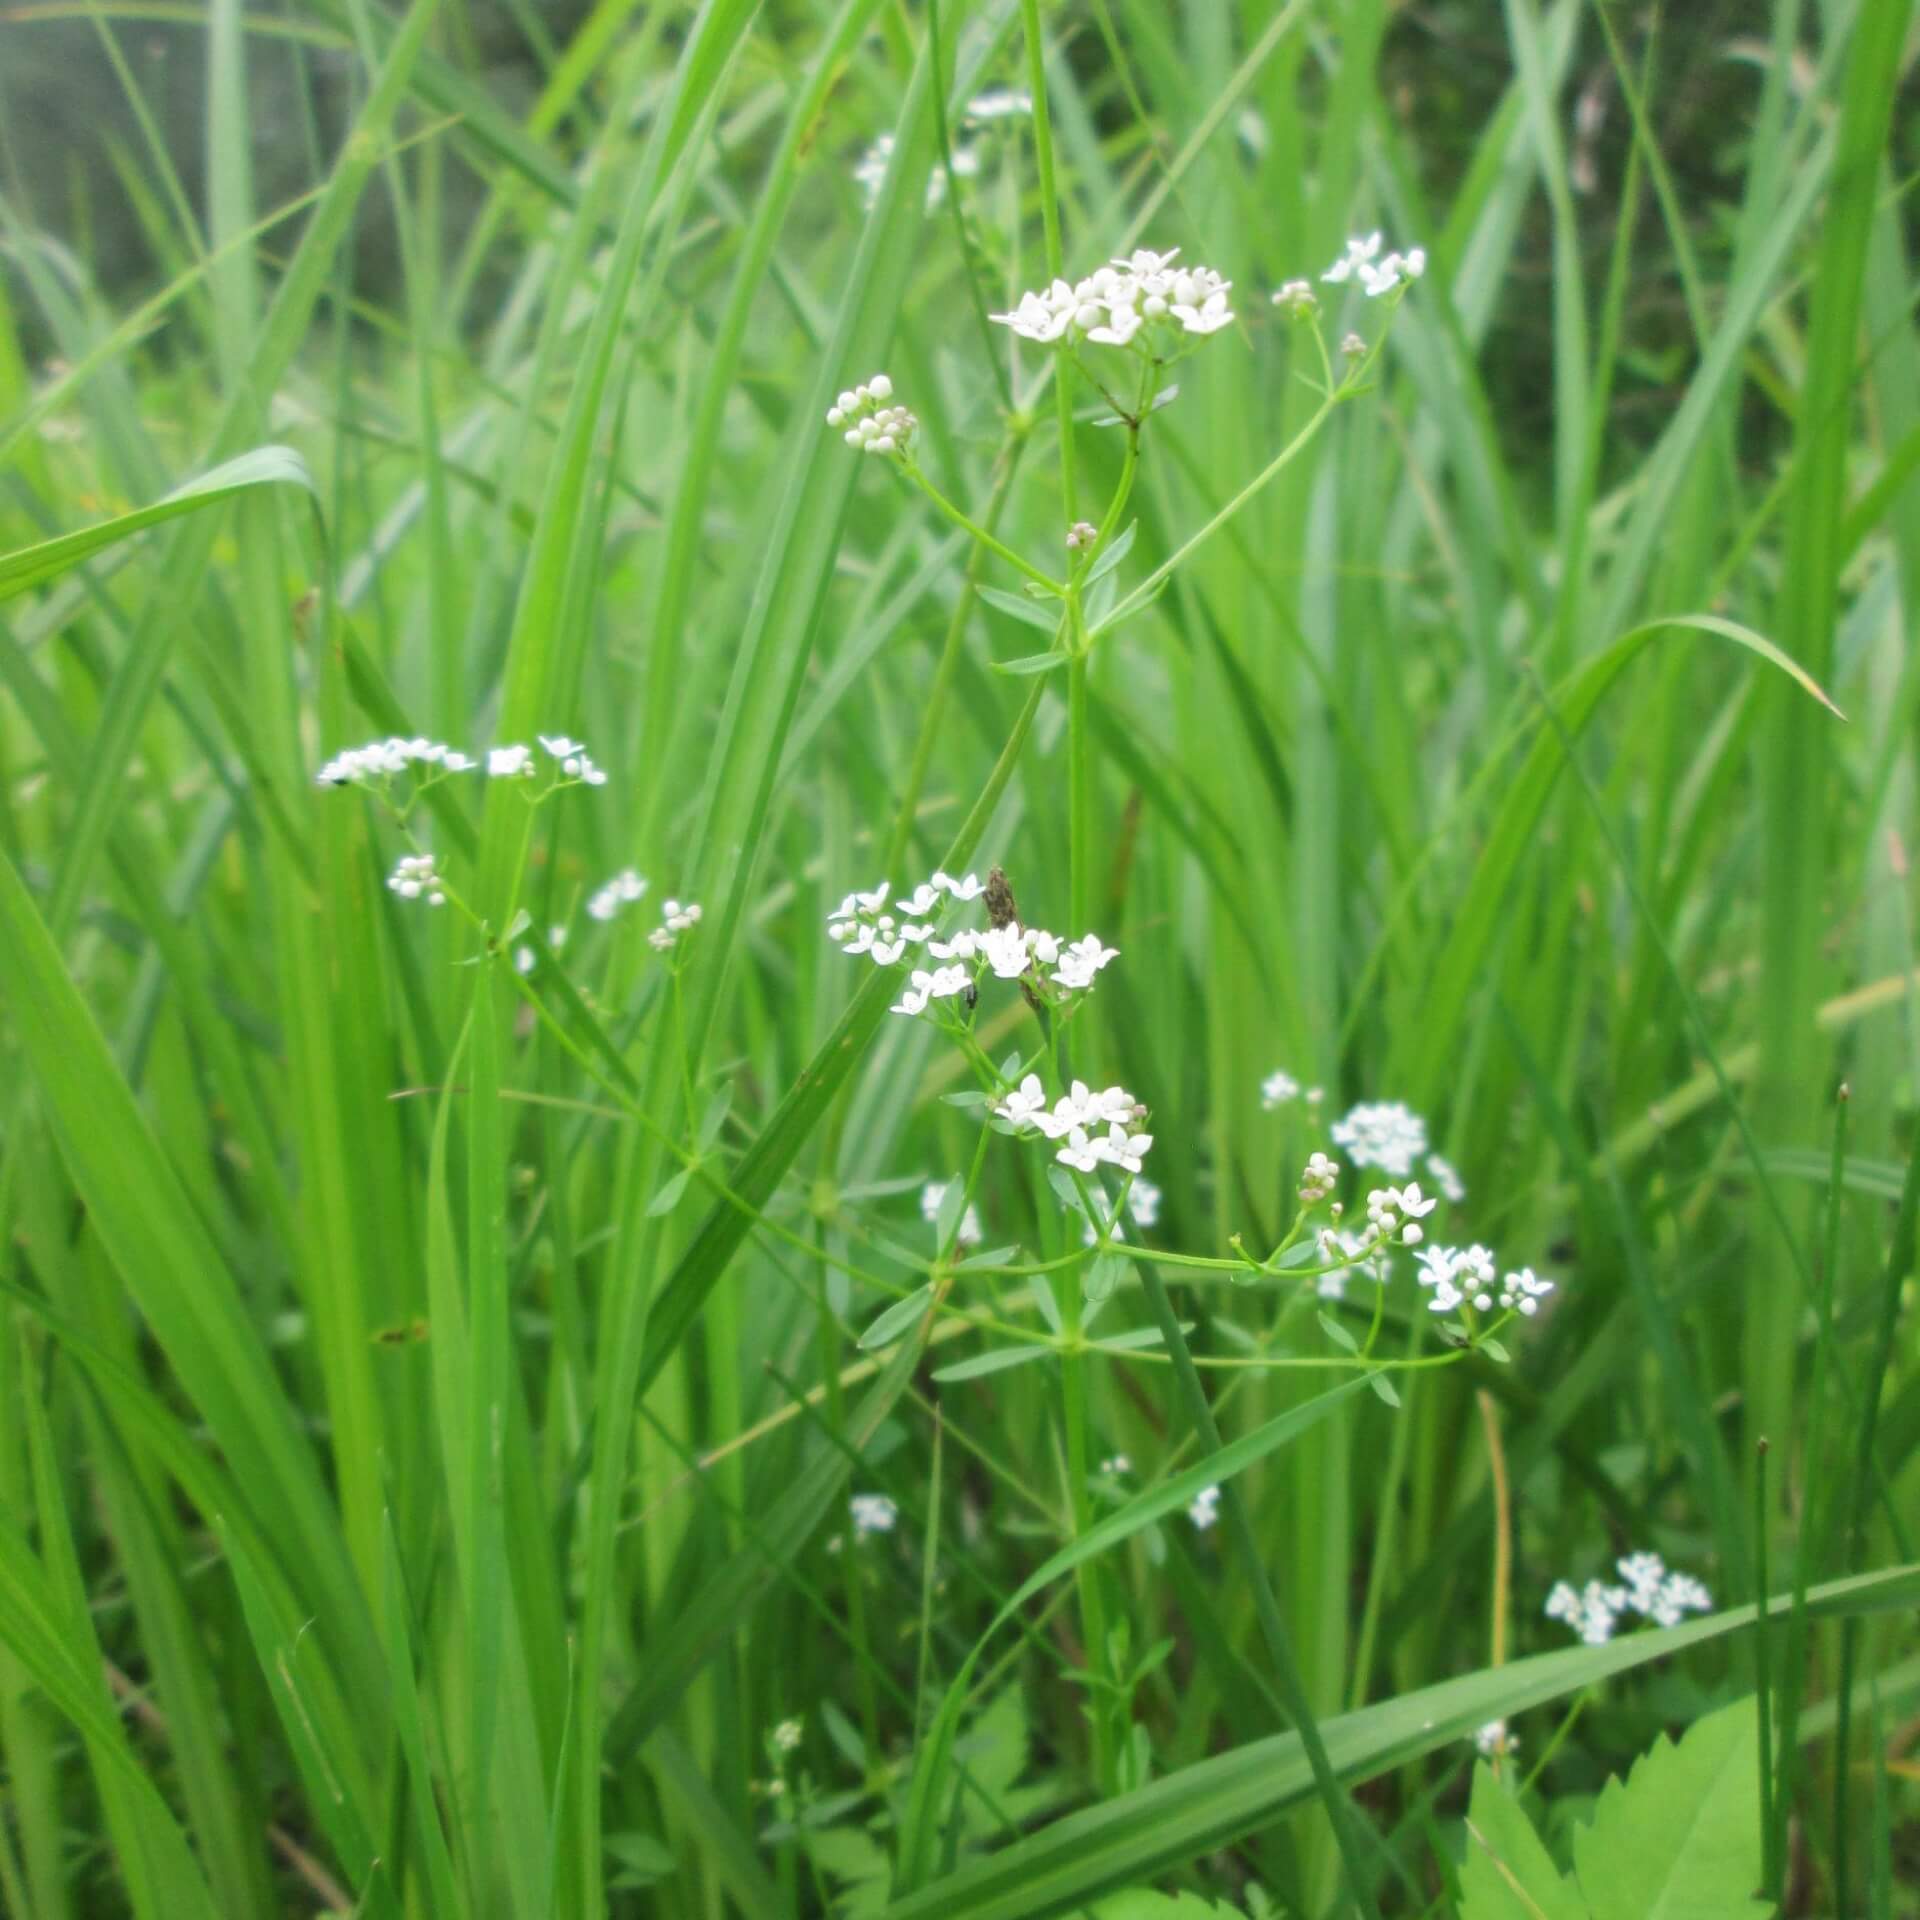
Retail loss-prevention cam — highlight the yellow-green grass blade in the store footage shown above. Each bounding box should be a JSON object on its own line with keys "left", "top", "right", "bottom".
{"left": 0, "top": 846, "right": 382, "bottom": 1704}
{"left": 0, "top": 443, "right": 312, "bottom": 600}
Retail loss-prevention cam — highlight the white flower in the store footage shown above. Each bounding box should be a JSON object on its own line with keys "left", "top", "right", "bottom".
{"left": 587, "top": 867, "right": 648, "bottom": 922}
{"left": 889, "top": 964, "right": 969, "bottom": 1018}
{"left": 539, "top": 734, "right": 585, "bottom": 759}
{"left": 1322, "top": 232, "right": 1383, "bottom": 285}
{"left": 1271, "top": 278, "right": 1316, "bottom": 314}
{"left": 1615, "top": 1551, "right": 1713, "bottom": 1628}
{"left": 1474, "top": 1720, "right": 1519, "bottom": 1759}
{"left": 771, "top": 1718, "right": 803, "bottom": 1753}
{"left": 928, "top": 928, "right": 980, "bottom": 960}
{"left": 850, "top": 1493, "right": 897, "bottom": 1536}
{"left": 1323, "top": 233, "right": 1424, "bottom": 300}
{"left": 1330, "top": 1100, "right": 1428, "bottom": 1178}
{"left": 1545, "top": 1577, "right": 1628, "bottom": 1646}
{"left": 1087, "top": 302, "right": 1144, "bottom": 347}
{"left": 1415, "top": 1243, "right": 1496, "bottom": 1314}
{"left": 1127, "top": 1178, "right": 1162, "bottom": 1229}
{"left": 1091, "top": 1123, "right": 1153, "bottom": 1174}
{"left": 1499, "top": 1266, "right": 1555, "bottom": 1316}
{"left": 1052, "top": 933, "right": 1120, "bottom": 990}
{"left": 931, "top": 870, "right": 984, "bottom": 900}
{"left": 537, "top": 735, "right": 609, "bottom": 785}
{"left": 1056, "top": 1126, "right": 1106, "bottom": 1174}
{"left": 1395, "top": 1182, "right": 1437, "bottom": 1220}
{"left": 1300, "top": 1151, "right": 1341, "bottom": 1204}
{"left": 1099, "top": 1453, "right": 1131, "bottom": 1476}
{"left": 488, "top": 744, "right": 534, "bottom": 779}
{"left": 1188, "top": 1484, "right": 1221, "bottom": 1531}
{"left": 988, "top": 280, "right": 1078, "bottom": 342}
{"left": 1172, "top": 284, "right": 1234, "bottom": 336}
{"left": 964, "top": 88, "right": 1032, "bottom": 122}
{"left": 1646, "top": 1571, "right": 1713, "bottom": 1626}
{"left": 1261, "top": 1070, "right": 1301, "bottom": 1109}
{"left": 995, "top": 1074, "right": 1051, "bottom": 1129}
{"left": 1425, "top": 1153, "right": 1466, "bottom": 1204}
{"left": 387, "top": 852, "right": 446, "bottom": 907}
{"left": 980, "top": 922, "right": 1034, "bottom": 980}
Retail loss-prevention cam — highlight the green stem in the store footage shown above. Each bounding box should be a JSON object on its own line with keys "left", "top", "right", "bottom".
{"left": 884, "top": 452, "right": 1024, "bottom": 876}
{"left": 1019, "top": 0, "right": 1113, "bottom": 1795}
{"left": 1103, "top": 386, "right": 1345, "bottom": 632}
{"left": 906, "top": 465, "right": 1063, "bottom": 594}
{"left": 1134, "top": 1261, "right": 1380, "bottom": 1920}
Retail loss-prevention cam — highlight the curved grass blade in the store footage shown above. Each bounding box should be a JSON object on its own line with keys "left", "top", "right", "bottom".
{"left": 882, "top": 1562, "right": 1920, "bottom": 1919}
{"left": 0, "top": 444, "right": 313, "bottom": 601}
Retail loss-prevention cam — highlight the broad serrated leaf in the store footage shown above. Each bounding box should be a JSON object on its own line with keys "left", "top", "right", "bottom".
{"left": 1460, "top": 1763, "right": 1585, "bottom": 1920}
{"left": 1573, "top": 1698, "right": 1768, "bottom": 1920}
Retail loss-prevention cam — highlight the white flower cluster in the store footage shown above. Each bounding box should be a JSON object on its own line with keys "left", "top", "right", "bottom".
{"left": 649, "top": 898, "right": 702, "bottom": 952}
{"left": 1261, "top": 1069, "right": 1324, "bottom": 1110}
{"left": 316, "top": 733, "right": 608, "bottom": 791}
{"left": 1271, "top": 278, "right": 1316, "bottom": 315}
{"left": 534, "top": 734, "right": 608, "bottom": 785}
{"left": 1330, "top": 1100, "right": 1428, "bottom": 1177}
{"left": 1474, "top": 1720, "right": 1519, "bottom": 1759}
{"left": 849, "top": 1493, "right": 897, "bottom": 1536}
{"left": 827, "top": 874, "right": 1118, "bottom": 1016}
{"left": 1545, "top": 1551, "right": 1713, "bottom": 1646}
{"left": 995, "top": 1075, "right": 1153, "bottom": 1175}
{"left": 1314, "top": 1183, "right": 1436, "bottom": 1298}
{"left": 587, "top": 867, "right": 648, "bottom": 922}
{"left": 1188, "top": 1484, "right": 1221, "bottom": 1531}
{"left": 828, "top": 873, "right": 983, "bottom": 963}
{"left": 387, "top": 853, "right": 445, "bottom": 907}
{"left": 317, "top": 736, "right": 475, "bottom": 786}
{"left": 964, "top": 88, "right": 1031, "bottom": 123}
{"left": 1415, "top": 1245, "right": 1554, "bottom": 1318}
{"left": 1322, "top": 232, "right": 1426, "bottom": 299}
{"left": 1299, "top": 1151, "right": 1340, "bottom": 1205}
{"left": 921, "top": 1179, "right": 983, "bottom": 1248}
{"left": 989, "top": 247, "right": 1234, "bottom": 350}
{"left": 826, "top": 373, "right": 917, "bottom": 459}
{"left": 770, "top": 1718, "right": 803, "bottom": 1754}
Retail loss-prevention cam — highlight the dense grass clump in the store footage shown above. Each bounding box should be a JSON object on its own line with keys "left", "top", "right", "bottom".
{"left": 1, "top": 2, "right": 1917, "bottom": 1915}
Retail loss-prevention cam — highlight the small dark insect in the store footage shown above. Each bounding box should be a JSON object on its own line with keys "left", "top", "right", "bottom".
{"left": 964, "top": 981, "right": 979, "bottom": 1011}
{"left": 984, "top": 865, "right": 1019, "bottom": 931}
{"left": 371, "top": 1318, "right": 430, "bottom": 1346}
